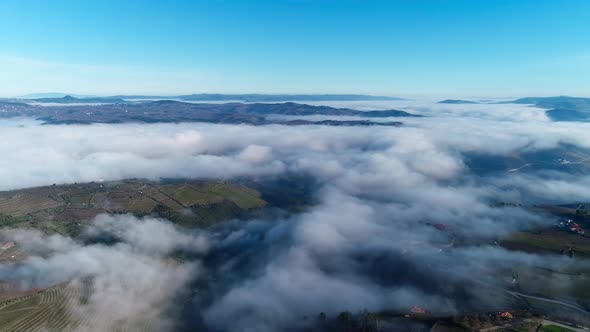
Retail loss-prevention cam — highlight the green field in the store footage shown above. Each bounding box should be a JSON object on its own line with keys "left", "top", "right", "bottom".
{"left": 0, "top": 180, "right": 267, "bottom": 233}
{"left": 205, "top": 183, "right": 266, "bottom": 209}
{"left": 0, "top": 280, "right": 158, "bottom": 332}
{"left": 160, "top": 182, "right": 266, "bottom": 209}
{"left": 501, "top": 231, "right": 590, "bottom": 300}
{"left": 494, "top": 225, "right": 590, "bottom": 315}
{"left": 540, "top": 324, "right": 575, "bottom": 332}
{"left": 501, "top": 229, "right": 590, "bottom": 258}
{"left": 0, "top": 284, "right": 84, "bottom": 332}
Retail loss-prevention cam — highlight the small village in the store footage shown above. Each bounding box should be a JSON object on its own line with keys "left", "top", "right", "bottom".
{"left": 558, "top": 219, "right": 586, "bottom": 235}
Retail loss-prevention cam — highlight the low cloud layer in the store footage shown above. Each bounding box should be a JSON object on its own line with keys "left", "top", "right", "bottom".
{"left": 0, "top": 100, "right": 589, "bottom": 330}
{"left": 0, "top": 215, "right": 208, "bottom": 331}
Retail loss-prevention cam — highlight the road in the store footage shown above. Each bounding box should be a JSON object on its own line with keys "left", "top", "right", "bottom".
{"left": 507, "top": 163, "right": 532, "bottom": 172}
{"left": 470, "top": 277, "right": 589, "bottom": 316}
{"left": 505, "top": 290, "right": 590, "bottom": 315}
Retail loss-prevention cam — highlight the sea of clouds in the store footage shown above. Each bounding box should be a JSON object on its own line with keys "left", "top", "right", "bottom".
{"left": 0, "top": 100, "right": 589, "bottom": 331}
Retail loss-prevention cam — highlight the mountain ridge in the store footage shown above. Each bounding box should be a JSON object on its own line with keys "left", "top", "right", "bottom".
{"left": 0, "top": 100, "right": 420, "bottom": 126}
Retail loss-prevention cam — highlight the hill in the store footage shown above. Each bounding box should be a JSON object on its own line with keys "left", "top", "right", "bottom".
{"left": 509, "top": 96, "right": 590, "bottom": 122}
{"left": 31, "top": 95, "right": 126, "bottom": 104}
{"left": 283, "top": 119, "right": 402, "bottom": 126}
{"left": 0, "top": 101, "right": 420, "bottom": 126}
{"left": 438, "top": 99, "right": 479, "bottom": 104}
{"left": 19, "top": 93, "right": 94, "bottom": 99}
{"left": 0, "top": 179, "right": 267, "bottom": 233}
{"left": 109, "top": 93, "right": 404, "bottom": 102}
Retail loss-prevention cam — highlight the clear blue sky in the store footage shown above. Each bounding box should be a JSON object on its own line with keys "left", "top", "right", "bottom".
{"left": 1, "top": 0, "right": 589, "bottom": 97}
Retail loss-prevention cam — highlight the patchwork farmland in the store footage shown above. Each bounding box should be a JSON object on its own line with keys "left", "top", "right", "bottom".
{"left": 0, "top": 179, "right": 267, "bottom": 233}
{"left": 0, "top": 279, "right": 162, "bottom": 332}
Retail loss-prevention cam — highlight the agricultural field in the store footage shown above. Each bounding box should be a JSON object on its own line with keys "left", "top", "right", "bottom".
{"left": 0, "top": 283, "right": 86, "bottom": 332}
{"left": 0, "top": 179, "right": 272, "bottom": 330}
{"left": 0, "top": 279, "right": 159, "bottom": 332}
{"left": 500, "top": 202, "right": 590, "bottom": 258}
{"left": 500, "top": 229, "right": 590, "bottom": 258}
{"left": 481, "top": 202, "right": 590, "bottom": 327}
{"left": 512, "top": 264, "right": 590, "bottom": 305}
{"left": 540, "top": 325, "right": 575, "bottom": 332}
{"left": 0, "top": 191, "right": 62, "bottom": 216}
{"left": 0, "top": 179, "right": 267, "bottom": 234}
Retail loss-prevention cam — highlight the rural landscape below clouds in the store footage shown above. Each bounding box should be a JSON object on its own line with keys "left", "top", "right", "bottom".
{"left": 2, "top": 1, "right": 590, "bottom": 331}
{"left": 0, "top": 95, "right": 590, "bottom": 331}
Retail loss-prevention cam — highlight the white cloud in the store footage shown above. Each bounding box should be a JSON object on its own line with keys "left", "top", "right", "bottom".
{"left": 1, "top": 100, "right": 589, "bottom": 330}
{"left": 0, "top": 214, "right": 206, "bottom": 331}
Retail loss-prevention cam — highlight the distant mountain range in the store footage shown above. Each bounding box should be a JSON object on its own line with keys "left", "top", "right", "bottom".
{"left": 9, "top": 94, "right": 589, "bottom": 123}
{"left": 0, "top": 100, "right": 419, "bottom": 126}
{"left": 10, "top": 93, "right": 403, "bottom": 104}
{"left": 177, "top": 94, "right": 404, "bottom": 102}
{"left": 438, "top": 96, "right": 590, "bottom": 122}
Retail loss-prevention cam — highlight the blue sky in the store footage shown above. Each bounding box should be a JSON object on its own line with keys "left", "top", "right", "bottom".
{"left": 1, "top": 0, "right": 589, "bottom": 97}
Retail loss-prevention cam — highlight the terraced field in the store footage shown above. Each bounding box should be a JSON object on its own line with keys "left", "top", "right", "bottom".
{"left": 0, "top": 283, "right": 83, "bottom": 332}
{"left": 0, "top": 192, "right": 61, "bottom": 216}
{"left": 0, "top": 280, "right": 160, "bottom": 332}
{"left": 0, "top": 179, "right": 267, "bottom": 232}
